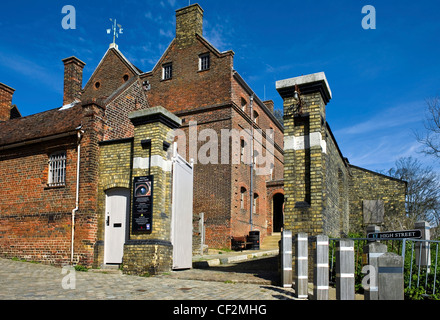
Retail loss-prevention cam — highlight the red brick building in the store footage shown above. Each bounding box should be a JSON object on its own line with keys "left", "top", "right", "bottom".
{"left": 0, "top": 3, "right": 283, "bottom": 266}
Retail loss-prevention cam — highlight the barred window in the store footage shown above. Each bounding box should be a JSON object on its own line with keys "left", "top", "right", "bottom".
{"left": 162, "top": 63, "right": 172, "bottom": 80}
{"left": 48, "top": 152, "right": 66, "bottom": 187}
{"left": 199, "top": 53, "right": 210, "bottom": 71}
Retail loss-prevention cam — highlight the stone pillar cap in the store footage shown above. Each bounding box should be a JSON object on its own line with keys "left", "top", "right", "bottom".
{"left": 276, "top": 72, "right": 332, "bottom": 104}
{"left": 129, "top": 106, "right": 182, "bottom": 129}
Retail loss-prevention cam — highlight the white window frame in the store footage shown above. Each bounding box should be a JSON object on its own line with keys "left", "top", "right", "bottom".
{"left": 199, "top": 53, "right": 210, "bottom": 71}
{"left": 162, "top": 63, "right": 172, "bottom": 80}
{"left": 48, "top": 151, "right": 67, "bottom": 187}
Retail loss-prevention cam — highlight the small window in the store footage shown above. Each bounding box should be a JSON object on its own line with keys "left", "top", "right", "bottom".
{"left": 253, "top": 193, "right": 259, "bottom": 214}
{"left": 240, "top": 187, "right": 247, "bottom": 210}
{"left": 162, "top": 63, "right": 173, "bottom": 80}
{"left": 123, "top": 74, "right": 129, "bottom": 82}
{"left": 253, "top": 110, "right": 259, "bottom": 124}
{"left": 241, "top": 97, "right": 247, "bottom": 112}
{"left": 199, "top": 53, "right": 210, "bottom": 71}
{"left": 94, "top": 82, "right": 101, "bottom": 89}
{"left": 240, "top": 139, "right": 246, "bottom": 163}
{"left": 48, "top": 152, "right": 67, "bottom": 187}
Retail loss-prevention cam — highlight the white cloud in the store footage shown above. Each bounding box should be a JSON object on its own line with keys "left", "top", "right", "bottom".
{"left": 336, "top": 101, "right": 424, "bottom": 136}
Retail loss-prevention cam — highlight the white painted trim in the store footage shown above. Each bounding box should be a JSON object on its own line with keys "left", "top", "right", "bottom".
{"left": 133, "top": 156, "right": 172, "bottom": 172}
{"left": 284, "top": 133, "right": 327, "bottom": 153}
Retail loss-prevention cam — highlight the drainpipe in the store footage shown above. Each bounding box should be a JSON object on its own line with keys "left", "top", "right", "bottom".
{"left": 71, "top": 128, "right": 83, "bottom": 265}
{"left": 249, "top": 94, "right": 254, "bottom": 231}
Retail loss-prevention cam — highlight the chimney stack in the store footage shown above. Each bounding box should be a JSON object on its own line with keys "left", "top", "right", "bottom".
{"left": 175, "top": 4, "right": 204, "bottom": 47}
{"left": 0, "top": 82, "right": 15, "bottom": 122}
{"left": 263, "top": 100, "right": 275, "bottom": 113}
{"left": 62, "top": 56, "right": 86, "bottom": 106}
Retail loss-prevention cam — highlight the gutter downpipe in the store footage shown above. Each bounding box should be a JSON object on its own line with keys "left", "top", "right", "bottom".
{"left": 71, "top": 129, "right": 83, "bottom": 265}
{"left": 249, "top": 94, "right": 254, "bottom": 231}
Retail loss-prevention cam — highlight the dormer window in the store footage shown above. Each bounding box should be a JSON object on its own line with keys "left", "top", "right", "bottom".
{"left": 162, "top": 63, "right": 173, "bottom": 80}
{"left": 199, "top": 53, "right": 210, "bottom": 71}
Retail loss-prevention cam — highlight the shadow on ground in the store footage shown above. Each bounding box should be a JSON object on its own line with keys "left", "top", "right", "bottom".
{"left": 163, "top": 255, "right": 280, "bottom": 286}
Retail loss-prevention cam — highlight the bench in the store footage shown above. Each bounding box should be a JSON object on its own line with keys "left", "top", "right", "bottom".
{"left": 231, "top": 236, "right": 253, "bottom": 251}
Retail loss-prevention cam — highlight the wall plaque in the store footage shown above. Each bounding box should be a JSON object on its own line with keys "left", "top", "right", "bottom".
{"left": 132, "top": 175, "right": 154, "bottom": 233}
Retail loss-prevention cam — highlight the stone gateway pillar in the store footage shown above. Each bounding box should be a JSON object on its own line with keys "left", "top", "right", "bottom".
{"left": 122, "top": 106, "right": 182, "bottom": 275}
{"left": 276, "top": 72, "right": 332, "bottom": 237}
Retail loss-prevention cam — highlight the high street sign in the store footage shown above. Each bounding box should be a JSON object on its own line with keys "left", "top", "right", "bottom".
{"left": 367, "top": 230, "right": 422, "bottom": 240}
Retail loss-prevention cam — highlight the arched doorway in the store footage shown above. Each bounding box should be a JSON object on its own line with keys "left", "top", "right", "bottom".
{"left": 272, "top": 193, "right": 284, "bottom": 232}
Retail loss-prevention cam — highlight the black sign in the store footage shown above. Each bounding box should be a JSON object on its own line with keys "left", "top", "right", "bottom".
{"left": 367, "top": 230, "right": 422, "bottom": 240}
{"left": 132, "top": 176, "right": 154, "bottom": 233}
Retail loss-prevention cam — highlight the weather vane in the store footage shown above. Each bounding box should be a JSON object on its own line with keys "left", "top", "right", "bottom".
{"left": 107, "top": 18, "right": 123, "bottom": 47}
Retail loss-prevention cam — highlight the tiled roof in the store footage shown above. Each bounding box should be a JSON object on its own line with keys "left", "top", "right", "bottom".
{"left": 0, "top": 104, "right": 83, "bottom": 147}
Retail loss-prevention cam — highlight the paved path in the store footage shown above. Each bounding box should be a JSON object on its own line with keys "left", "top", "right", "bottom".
{"left": 0, "top": 257, "right": 296, "bottom": 300}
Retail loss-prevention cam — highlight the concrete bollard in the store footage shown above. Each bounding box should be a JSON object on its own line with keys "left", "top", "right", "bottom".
{"left": 312, "top": 235, "right": 329, "bottom": 300}
{"left": 336, "top": 239, "right": 355, "bottom": 300}
{"left": 415, "top": 221, "right": 431, "bottom": 267}
{"left": 294, "top": 233, "right": 308, "bottom": 299}
{"left": 362, "top": 241, "right": 387, "bottom": 300}
{"left": 280, "top": 230, "right": 293, "bottom": 288}
{"left": 378, "top": 252, "right": 404, "bottom": 300}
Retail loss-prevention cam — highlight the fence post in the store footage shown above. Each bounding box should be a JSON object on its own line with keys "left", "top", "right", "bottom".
{"left": 378, "top": 252, "right": 404, "bottom": 300}
{"left": 280, "top": 230, "right": 293, "bottom": 288}
{"left": 415, "top": 221, "right": 431, "bottom": 267}
{"left": 363, "top": 241, "right": 387, "bottom": 300}
{"left": 336, "top": 239, "right": 355, "bottom": 300}
{"left": 366, "top": 225, "right": 380, "bottom": 241}
{"left": 312, "top": 235, "right": 329, "bottom": 300}
{"left": 294, "top": 233, "right": 308, "bottom": 299}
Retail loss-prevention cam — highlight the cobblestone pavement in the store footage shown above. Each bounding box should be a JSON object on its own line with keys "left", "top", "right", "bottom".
{"left": 0, "top": 257, "right": 297, "bottom": 300}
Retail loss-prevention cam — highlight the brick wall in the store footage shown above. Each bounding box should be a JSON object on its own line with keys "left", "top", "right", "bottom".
{"left": 323, "top": 127, "right": 350, "bottom": 237}
{"left": 82, "top": 48, "right": 137, "bottom": 101}
{"left": 104, "top": 78, "right": 149, "bottom": 141}
{"left": 348, "top": 165, "right": 406, "bottom": 233}
{"left": 0, "top": 137, "right": 77, "bottom": 265}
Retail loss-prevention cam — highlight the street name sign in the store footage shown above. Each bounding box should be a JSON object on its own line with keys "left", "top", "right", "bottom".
{"left": 367, "top": 230, "right": 422, "bottom": 240}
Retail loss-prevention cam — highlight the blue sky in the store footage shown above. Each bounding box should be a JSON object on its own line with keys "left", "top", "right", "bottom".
{"left": 1, "top": 0, "right": 440, "bottom": 174}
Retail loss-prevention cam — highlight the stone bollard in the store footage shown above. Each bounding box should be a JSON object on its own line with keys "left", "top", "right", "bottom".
{"left": 415, "top": 221, "right": 431, "bottom": 267}
{"left": 336, "top": 239, "right": 355, "bottom": 300}
{"left": 280, "top": 230, "right": 293, "bottom": 288}
{"left": 378, "top": 252, "right": 404, "bottom": 300}
{"left": 294, "top": 233, "right": 308, "bottom": 299}
{"left": 362, "top": 241, "right": 387, "bottom": 300}
{"left": 312, "top": 235, "right": 329, "bottom": 300}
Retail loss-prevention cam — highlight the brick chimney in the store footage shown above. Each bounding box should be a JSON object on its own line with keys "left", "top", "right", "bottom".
{"left": 175, "top": 4, "right": 204, "bottom": 47}
{"left": 62, "top": 56, "right": 86, "bottom": 106}
{"left": 263, "top": 100, "right": 275, "bottom": 113}
{"left": 0, "top": 82, "right": 15, "bottom": 122}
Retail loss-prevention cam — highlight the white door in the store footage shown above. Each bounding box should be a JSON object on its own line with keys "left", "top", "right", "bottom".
{"left": 171, "top": 148, "right": 194, "bottom": 270}
{"left": 104, "top": 188, "right": 129, "bottom": 264}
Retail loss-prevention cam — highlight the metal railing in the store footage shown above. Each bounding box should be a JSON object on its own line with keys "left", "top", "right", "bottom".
{"left": 328, "top": 237, "right": 440, "bottom": 299}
